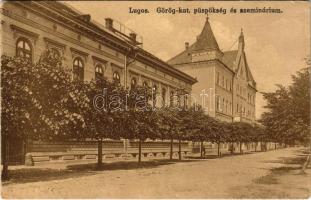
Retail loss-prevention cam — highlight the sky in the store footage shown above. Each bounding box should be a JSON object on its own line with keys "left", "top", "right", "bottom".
{"left": 67, "top": 1, "right": 310, "bottom": 119}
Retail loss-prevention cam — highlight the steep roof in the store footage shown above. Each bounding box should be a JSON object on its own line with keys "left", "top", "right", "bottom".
{"left": 168, "top": 17, "right": 222, "bottom": 65}
{"left": 193, "top": 17, "right": 220, "bottom": 52}
{"left": 221, "top": 50, "right": 238, "bottom": 70}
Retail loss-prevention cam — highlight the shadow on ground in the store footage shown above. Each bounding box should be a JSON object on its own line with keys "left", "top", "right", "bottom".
{"left": 2, "top": 159, "right": 200, "bottom": 185}
{"left": 262, "top": 148, "right": 310, "bottom": 166}
{"left": 256, "top": 148, "right": 310, "bottom": 185}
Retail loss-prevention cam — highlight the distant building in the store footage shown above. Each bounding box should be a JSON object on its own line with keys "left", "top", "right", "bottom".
{"left": 168, "top": 17, "right": 257, "bottom": 123}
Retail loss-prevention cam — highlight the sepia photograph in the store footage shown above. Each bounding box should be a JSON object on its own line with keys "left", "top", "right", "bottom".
{"left": 0, "top": 1, "right": 310, "bottom": 199}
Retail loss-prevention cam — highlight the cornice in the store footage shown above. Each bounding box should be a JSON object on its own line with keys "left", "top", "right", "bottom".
{"left": 70, "top": 47, "right": 89, "bottom": 57}
{"left": 10, "top": 24, "right": 39, "bottom": 38}
{"left": 8, "top": 2, "right": 197, "bottom": 85}
{"left": 43, "top": 37, "right": 66, "bottom": 48}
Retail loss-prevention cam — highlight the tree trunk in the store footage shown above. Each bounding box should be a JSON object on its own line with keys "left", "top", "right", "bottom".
{"left": 138, "top": 137, "right": 142, "bottom": 164}
{"left": 178, "top": 137, "right": 182, "bottom": 161}
{"left": 275, "top": 142, "right": 277, "bottom": 150}
{"left": 300, "top": 154, "right": 310, "bottom": 174}
{"left": 97, "top": 138, "right": 103, "bottom": 168}
{"left": 170, "top": 137, "right": 173, "bottom": 160}
{"left": 217, "top": 142, "right": 220, "bottom": 157}
{"left": 1, "top": 136, "right": 9, "bottom": 181}
{"left": 200, "top": 141, "right": 204, "bottom": 158}
{"left": 240, "top": 142, "right": 243, "bottom": 154}
{"left": 254, "top": 142, "right": 257, "bottom": 152}
{"left": 230, "top": 143, "right": 234, "bottom": 154}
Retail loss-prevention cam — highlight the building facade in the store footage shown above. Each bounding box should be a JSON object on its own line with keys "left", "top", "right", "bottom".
{"left": 168, "top": 17, "right": 257, "bottom": 123}
{"left": 1, "top": 1, "right": 197, "bottom": 164}
{"left": 1, "top": 2, "right": 197, "bottom": 109}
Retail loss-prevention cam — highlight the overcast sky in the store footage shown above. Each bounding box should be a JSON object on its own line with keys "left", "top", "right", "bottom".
{"left": 67, "top": 1, "right": 310, "bottom": 119}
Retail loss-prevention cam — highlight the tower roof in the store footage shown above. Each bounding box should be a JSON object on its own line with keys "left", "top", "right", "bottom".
{"left": 193, "top": 16, "right": 220, "bottom": 52}
{"left": 167, "top": 17, "right": 222, "bottom": 65}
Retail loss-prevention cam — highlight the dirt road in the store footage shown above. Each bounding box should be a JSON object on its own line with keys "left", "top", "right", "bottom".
{"left": 2, "top": 147, "right": 310, "bottom": 198}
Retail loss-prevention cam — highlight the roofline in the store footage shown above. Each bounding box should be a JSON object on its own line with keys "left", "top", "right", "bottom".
{"left": 171, "top": 59, "right": 235, "bottom": 75}
{"left": 37, "top": 2, "right": 197, "bottom": 85}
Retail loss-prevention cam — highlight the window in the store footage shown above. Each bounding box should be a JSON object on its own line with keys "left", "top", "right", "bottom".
{"left": 229, "top": 81, "right": 232, "bottom": 91}
{"left": 162, "top": 88, "right": 166, "bottom": 107}
{"left": 216, "top": 72, "right": 220, "bottom": 85}
{"left": 50, "top": 48, "right": 60, "bottom": 59}
{"left": 131, "top": 77, "right": 137, "bottom": 89}
{"left": 170, "top": 91, "right": 174, "bottom": 106}
{"left": 184, "top": 94, "right": 188, "bottom": 109}
{"left": 216, "top": 96, "right": 220, "bottom": 111}
{"left": 16, "top": 37, "right": 32, "bottom": 61}
{"left": 222, "top": 76, "right": 224, "bottom": 87}
{"left": 95, "top": 64, "right": 104, "bottom": 80}
{"left": 73, "top": 57, "right": 84, "bottom": 81}
{"left": 229, "top": 102, "right": 232, "bottom": 114}
{"left": 177, "top": 94, "right": 181, "bottom": 107}
{"left": 113, "top": 71, "right": 120, "bottom": 83}
{"left": 152, "top": 84, "right": 157, "bottom": 107}
{"left": 225, "top": 80, "right": 228, "bottom": 90}
{"left": 143, "top": 81, "right": 148, "bottom": 88}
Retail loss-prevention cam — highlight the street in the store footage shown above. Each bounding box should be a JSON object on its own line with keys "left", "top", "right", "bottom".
{"left": 2, "top": 147, "right": 310, "bottom": 198}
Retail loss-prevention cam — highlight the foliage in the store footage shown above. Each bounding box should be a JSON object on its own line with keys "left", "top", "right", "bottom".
{"left": 260, "top": 60, "right": 310, "bottom": 145}
{"left": 1, "top": 53, "right": 89, "bottom": 141}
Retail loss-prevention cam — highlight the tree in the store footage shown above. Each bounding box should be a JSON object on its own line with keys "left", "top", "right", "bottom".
{"left": 158, "top": 107, "right": 182, "bottom": 160}
{"left": 260, "top": 61, "right": 310, "bottom": 146}
{"left": 181, "top": 106, "right": 207, "bottom": 158}
{"left": 1, "top": 52, "right": 89, "bottom": 180}
{"left": 84, "top": 78, "right": 128, "bottom": 168}
{"left": 124, "top": 85, "right": 160, "bottom": 164}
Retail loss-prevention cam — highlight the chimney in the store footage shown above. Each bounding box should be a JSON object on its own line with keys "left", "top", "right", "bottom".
{"left": 129, "top": 32, "right": 137, "bottom": 43}
{"left": 105, "top": 18, "right": 113, "bottom": 30}
{"left": 185, "top": 42, "right": 189, "bottom": 50}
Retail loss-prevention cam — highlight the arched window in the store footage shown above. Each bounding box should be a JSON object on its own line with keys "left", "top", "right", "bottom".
{"left": 16, "top": 37, "right": 32, "bottom": 61}
{"left": 113, "top": 71, "right": 120, "bottom": 83}
{"left": 143, "top": 81, "right": 148, "bottom": 88}
{"left": 184, "top": 94, "right": 188, "bottom": 109}
{"left": 73, "top": 57, "right": 84, "bottom": 81}
{"left": 95, "top": 64, "right": 104, "bottom": 80}
{"left": 152, "top": 84, "right": 157, "bottom": 107}
{"left": 170, "top": 91, "right": 174, "bottom": 106}
{"left": 131, "top": 77, "right": 137, "bottom": 89}
{"left": 161, "top": 88, "right": 166, "bottom": 107}
{"left": 50, "top": 48, "right": 60, "bottom": 59}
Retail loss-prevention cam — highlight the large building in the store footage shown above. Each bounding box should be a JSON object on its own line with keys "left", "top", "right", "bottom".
{"left": 168, "top": 17, "right": 257, "bottom": 123}
{"left": 1, "top": 1, "right": 197, "bottom": 164}
{"left": 1, "top": 2, "right": 197, "bottom": 109}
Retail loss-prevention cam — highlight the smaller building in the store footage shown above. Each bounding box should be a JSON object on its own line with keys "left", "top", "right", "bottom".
{"left": 168, "top": 16, "right": 257, "bottom": 123}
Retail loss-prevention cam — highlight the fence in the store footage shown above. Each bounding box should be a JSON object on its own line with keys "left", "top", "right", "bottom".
{"left": 27, "top": 140, "right": 192, "bottom": 163}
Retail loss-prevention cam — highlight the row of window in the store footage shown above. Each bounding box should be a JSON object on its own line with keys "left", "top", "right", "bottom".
{"left": 236, "top": 103, "right": 255, "bottom": 118}
{"left": 216, "top": 72, "right": 232, "bottom": 92}
{"left": 216, "top": 96, "right": 232, "bottom": 115}
{"left": 130, "top": 76, "right": 188, "bottom": 108}
{"left": 16, "top": 37, "right": 122, "bottom": 83}
{"left": 16, "top": 37, "right": 189, "bottom": 108}
{"left": 236, "top": 84, "right": 255, "bottom": 104}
